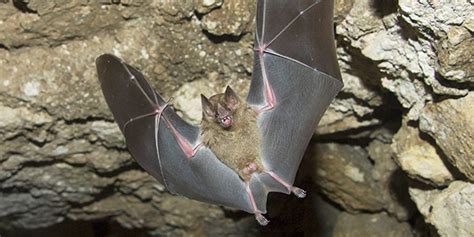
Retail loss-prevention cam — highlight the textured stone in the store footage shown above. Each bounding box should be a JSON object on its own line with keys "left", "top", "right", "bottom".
{"left": 437, "top": 25, "right": 473, "bottom": 83}
{"left": 399, "top": 0, "right": 473, "bottom": 89}
{"left": 419, "top": 94, "right": 474, "bottom": 181}
{"left": 309, "top": 143, "right": 385, "bottom": 212}
{"left": 334, "top": 0, "right": 354, "bottom": 24}
{"left": 409, "top": 181, "right": 474, "bottom": 237}
{"left": 195, "top": 0, "right": 223, "bottom": 14}
{"left": 338, "top": 0, "right": 471, "bottom": 121}
{"left": 392, "top": 119, "right": 454, "bottom": 186}
{"left": 317, "top": 71, "right": 383, "bottom": 135}
{"left": 200, "top": 0, "right": 255, "bottom": 36}
{"left": 368, "top": 139, "right": 415, "bottom": 220}
{"left": 332, "top": 212, "right": 413, "bottom": 237}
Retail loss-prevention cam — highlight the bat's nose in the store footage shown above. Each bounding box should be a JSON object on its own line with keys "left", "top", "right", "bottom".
{"left": 220, "top": 116, "right": 233, "bottom": 128}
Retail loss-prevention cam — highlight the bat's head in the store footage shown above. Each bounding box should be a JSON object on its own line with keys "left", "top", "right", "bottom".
{"left": 201, "top": 86, "right": 240, "bottom": 129}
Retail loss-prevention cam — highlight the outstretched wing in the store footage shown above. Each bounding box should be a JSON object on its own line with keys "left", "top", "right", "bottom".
{"left": 96, "top": 54, "right": 254, "bottom": 212}
{"left": 247, "top": 0, "right": 343, "bottom": 212}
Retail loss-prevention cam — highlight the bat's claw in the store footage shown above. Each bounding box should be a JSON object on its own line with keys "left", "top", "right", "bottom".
{"left": 255, "top": 213, "right": 269, "bottom": 226}
{"left": 291, "top": 187, "right": 307, "bottom": 198}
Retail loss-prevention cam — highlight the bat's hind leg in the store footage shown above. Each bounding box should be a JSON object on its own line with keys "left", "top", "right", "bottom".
{"left": 245, "top": 183, "right": 270, "bottom": 226}
{"left": 265, "top": 171, "right": 307, "bottom": 198}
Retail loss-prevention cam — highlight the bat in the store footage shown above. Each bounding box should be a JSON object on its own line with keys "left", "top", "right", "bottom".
{"left": 96, "top": 0, "right": 342, "bottom": 225}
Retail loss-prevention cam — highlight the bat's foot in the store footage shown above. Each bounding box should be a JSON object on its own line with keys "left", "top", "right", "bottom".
{"left": 291, "top": 187, "right": 307, "bottom": 198}
{"left": 255, "top": 213, "right": 270, "bottom": 226}
{"left": 264, "top": 171, "right": 307, "bottom": 198}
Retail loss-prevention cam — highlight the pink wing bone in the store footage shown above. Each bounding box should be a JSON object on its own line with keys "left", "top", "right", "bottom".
{"left": 254, "top": 43, "right": 276, "bottom": 114}
{"left": 162, "top": 116, "right": 202, "bottom": 159}
{"left": 122, "top": 92, "right": 202, "bottom": 159}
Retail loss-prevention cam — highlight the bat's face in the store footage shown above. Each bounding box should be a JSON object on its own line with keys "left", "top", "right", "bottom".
{"left": 216, "top": 103, "right": 233, "bottom": 128}
{"left": 201, "top": 86, "right": 241, "bottom": 129}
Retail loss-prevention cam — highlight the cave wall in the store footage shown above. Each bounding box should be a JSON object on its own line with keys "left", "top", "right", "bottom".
{"left": 0, "top": 0, "right": 472, "bottom": 236}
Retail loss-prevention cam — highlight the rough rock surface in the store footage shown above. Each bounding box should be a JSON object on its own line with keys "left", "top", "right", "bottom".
{"left": 410, "top": 181, "right": 474, "bottom": 237}
{"left": 309, "top": 143, "right": 386, "bottom": 212}
{"left": 392, "top": 119, "right": 454, "bottom": 186}
{"left": 332, "top": 212, "right": 413, "bottom": 237}
{"left": 419, "top": 93, "right": 474, "bottom": 182}
{"left": 0, "top": 0, "right": 472, "bottom": 235}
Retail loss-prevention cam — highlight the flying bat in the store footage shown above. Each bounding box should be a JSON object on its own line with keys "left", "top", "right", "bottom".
{"left": 96, "top": 0, "right": 342, "bottom": 225}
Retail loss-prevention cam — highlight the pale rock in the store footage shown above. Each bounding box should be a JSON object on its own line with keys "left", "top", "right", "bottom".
{"left": 200, "top": 0, "right": 255, "bottom": 36}
{"left": 309, "top": 143, "right": 385, "bottom": 212}
{"left": 409, "top": 181, "right": 474, "bottom": 237}
{"left": 332, "top": 212, "right": 413, "bottom": 237}
{"left": 392, "top": 120, "right": 454, "bottom": 186}
{"left": 419, "top": 93, "right": 474, "bottom": 181}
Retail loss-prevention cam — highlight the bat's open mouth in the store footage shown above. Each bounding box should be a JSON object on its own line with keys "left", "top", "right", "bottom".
{"left": 219, "top": 116, "right": 233, "bottom": 128}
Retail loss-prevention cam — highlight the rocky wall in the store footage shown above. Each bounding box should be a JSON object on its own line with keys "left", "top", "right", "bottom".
{"left": 0, "top": 0, "right": 472, "bottom": 236}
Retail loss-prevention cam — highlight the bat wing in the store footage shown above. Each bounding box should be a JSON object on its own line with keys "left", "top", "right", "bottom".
{"left": 96, "top": 54, "right": 254, "bottom": 213}
{"left": 246, "top": 0, "right": 343, "bottom": 212}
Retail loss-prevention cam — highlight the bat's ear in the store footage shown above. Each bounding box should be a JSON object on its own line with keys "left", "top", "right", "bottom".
{"left": 201, "top": 94, "right": 215, "bottom": 118}
{"left": 224, "top": 86, "right": 240, "bottom": 111}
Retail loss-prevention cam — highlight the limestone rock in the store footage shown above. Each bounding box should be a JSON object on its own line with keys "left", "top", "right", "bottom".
{"left": 368, "top": 139, "right": 415, "bottom": 220}
{"left": 334, "top": 0, "right": 354, "bottom": 24}
{"left": 437, "top": 25, "right": 473, "bottom": 83}
{"left": 392, "top": 120, "right": 454, "bottom": 186}
{"left": 332, "top": 212, "right": 413, "bottom": 237}
{"left": 317, "top": 72, "right": 383, "bottom": 135}
{"left": 419, "top": 94, "right": 474, "bottom": 181}
{"left": 409, "top": 181, "right": 474, "bottom": 237}
{"left": 195, "top": 0, "right": 223, "bottom": 14}
{"left": 200, "top": 0, "right": 255, "bottom": 36}
{"left": 309, "top": 143, "right": 385, "bottom": 212}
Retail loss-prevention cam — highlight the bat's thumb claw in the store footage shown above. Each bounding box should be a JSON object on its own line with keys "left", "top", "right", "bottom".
{"left": 291, "top": 187, "right": 307, "bottom": 198}
{"left": 255, "top": 213, "right": 270, "bottom": 226}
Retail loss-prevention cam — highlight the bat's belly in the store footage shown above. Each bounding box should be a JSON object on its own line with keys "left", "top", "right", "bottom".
{"left": 204, "top": 124, "right": 262, "bottom": 181}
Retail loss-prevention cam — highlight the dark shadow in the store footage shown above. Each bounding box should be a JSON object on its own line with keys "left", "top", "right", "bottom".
{"left": 370, "top": 0, "right": 398, "bottom": 18}
{"left": 202, "top": 30, "right": 245, "bottom": 44}
{"left": 0, "top": 219, "right": 149, "bottom": 237}
{"left": 388, "top": 169, "right": 418, "bottom": 217}
{"left": 12, "top": 0, "right": 37, "bottom": 13}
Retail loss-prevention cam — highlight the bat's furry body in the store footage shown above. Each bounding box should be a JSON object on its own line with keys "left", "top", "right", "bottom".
{"left": 201, "top": 93, "right": 263, "bottom": 181}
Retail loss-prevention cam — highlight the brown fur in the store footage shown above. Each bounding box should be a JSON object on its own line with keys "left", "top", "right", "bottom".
{"left": 201, "top": 94, "right": 263, "bottom": 181}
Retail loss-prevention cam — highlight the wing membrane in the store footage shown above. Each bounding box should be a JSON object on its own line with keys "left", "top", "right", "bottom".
{"left": 247, "top": 0, "right": 343, "bottom": 212}
{"left": 96, "top": 54, "right": 253, "bottom": 212}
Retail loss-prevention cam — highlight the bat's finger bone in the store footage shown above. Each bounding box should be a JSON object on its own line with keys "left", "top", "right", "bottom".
{"left": 191, "top": 143, "right": 203, "bottom": 157}
{"left": 256, "top": 104, "right": 274, "bottom": 114}
{"left": 253, "top": 44, "right": 267, "bottom": 54}
{"left": 165, "top": 97, "right": 175, "bottom": 108}
{"left": 122, "top": 104, "right": 169, "bottom": 131}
